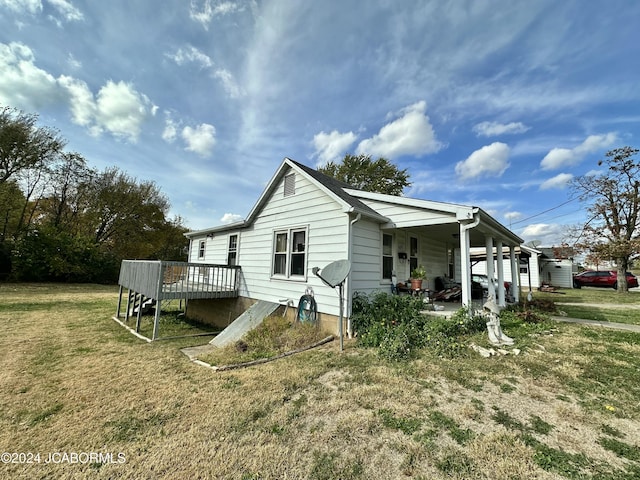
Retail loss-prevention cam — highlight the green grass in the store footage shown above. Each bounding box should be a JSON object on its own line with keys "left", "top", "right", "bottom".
{"left": 536, "top": 286, "right": 640, "bottom": 305}
{"left": 556, "top": 304, "right": 639, "bottom": 325}
{"left": 119, "top": 300, "right": 220, "bottom": 339}
{"left": 1, "top": 283, "right": 640, "bottom": 479}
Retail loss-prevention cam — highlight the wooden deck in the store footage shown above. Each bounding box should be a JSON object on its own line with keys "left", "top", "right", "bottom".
{"left": 114, "top": 260, "right": 241, "bottom": 340}
{"left": 117, "top": 260, "right": 241, "bottom": 301}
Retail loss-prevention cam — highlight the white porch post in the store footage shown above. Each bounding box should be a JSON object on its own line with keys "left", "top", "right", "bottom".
{"left": 459, "top": 222, "right": 472, "bottom": 307}
{"left": 510, "top": 246, "right": 519, "bottom": 303}
{"left": 496, "top": 240, "right": 505, "bottom": 306}
{"left": 485, "top": 236, "right": 496, "bottom": 300}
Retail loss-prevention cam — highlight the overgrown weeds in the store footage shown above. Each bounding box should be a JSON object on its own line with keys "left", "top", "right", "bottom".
{"left": 199, "top": 315, "right": 328, "bottom": 366}
{"left": 351, "top": 292, "right": 486, "bottom": 360}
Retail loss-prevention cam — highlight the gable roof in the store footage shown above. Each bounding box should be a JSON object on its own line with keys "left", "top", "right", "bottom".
{"left": 184, "top": 157, "right": 523, "bottom": 246}
{"left": 286, "top": 159, "right": 386, "bottom": 221}
{"left": 184, "top": 157, "right": 388, "bottom": 238}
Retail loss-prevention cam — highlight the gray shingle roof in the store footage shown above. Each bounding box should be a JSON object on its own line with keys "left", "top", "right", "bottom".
{"left": 287, "top": 159, "right": 386, "bottom": 220}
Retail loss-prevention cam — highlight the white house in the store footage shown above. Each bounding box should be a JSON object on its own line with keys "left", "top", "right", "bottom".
{"left": 539, "top": 248, "right": 575, "bottom": 288}
{"left": 470, "top": 244, "right": 542, "bottom": 293}
{"left": 184, "top": 158, "right": 524, "bottom": 333}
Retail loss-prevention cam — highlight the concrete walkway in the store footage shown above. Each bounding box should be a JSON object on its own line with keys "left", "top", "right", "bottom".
{"left": 551, "top": 315, "right": 640, "bottom": 333}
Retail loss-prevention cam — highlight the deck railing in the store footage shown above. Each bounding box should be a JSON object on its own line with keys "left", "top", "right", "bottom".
{"left": 118, "top": 260, "right": 241, "bottom": 300}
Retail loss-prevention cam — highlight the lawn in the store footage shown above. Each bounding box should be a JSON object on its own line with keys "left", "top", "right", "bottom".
{"left": 1, "top": 283, "right": 639, "bottom": 479}
{"left": 535, "top": 286, "right": 640, "bottom": 325}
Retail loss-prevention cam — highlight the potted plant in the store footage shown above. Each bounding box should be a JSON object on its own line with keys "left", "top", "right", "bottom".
{"left": 410, "top": 265, "right": 426, "bottom": 290}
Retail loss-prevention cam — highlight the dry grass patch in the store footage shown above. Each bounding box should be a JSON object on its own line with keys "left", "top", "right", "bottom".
{"left": 1, "top": 284, "right": 640, "bottom": 479}
{"left": 198, "top": 314, "right": 331, "bottom": 367}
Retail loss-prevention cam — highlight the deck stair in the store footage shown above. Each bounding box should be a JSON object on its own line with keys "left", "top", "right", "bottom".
{"left": 127, "top": 292, "right": 156, "bottom": 316}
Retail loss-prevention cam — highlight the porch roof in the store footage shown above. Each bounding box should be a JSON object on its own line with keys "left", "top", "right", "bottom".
{"left": 346, "top": 189, "right": 523, "bottom": 247}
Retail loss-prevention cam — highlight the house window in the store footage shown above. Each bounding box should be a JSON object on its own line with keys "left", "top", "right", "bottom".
{"left": 272, "top": 227, "right": 307, "bottom": 279}
{"left": 198, "top": 240, "right": 206, "bottom": 260}
{"left": 382, "top": 233, "right": 393, "bottom": 280}
{"left": 410, "top": 236, "right": 419, "bottom": 273}
{"left": 274, "top": 232, "right": 288, "bottom": 275}
{"left": 227, "top": 234, "right": 238, "bottom": 265}
{"left": 519, "top": 259, "right": 528, "bottom": 274}
{"left": 284, "top": 173, "right": 296, "bottom": 197}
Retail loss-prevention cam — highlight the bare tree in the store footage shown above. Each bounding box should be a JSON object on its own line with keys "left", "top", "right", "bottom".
{"left": 570, "top": 146, "right": 640, "bottom": 292}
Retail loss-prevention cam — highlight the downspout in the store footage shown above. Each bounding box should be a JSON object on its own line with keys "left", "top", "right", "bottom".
{"left": 459, "top": 212, "right": 481, "bottom": 307}
{"left": 346, "top": 212, "right": 361, "bottom": 338}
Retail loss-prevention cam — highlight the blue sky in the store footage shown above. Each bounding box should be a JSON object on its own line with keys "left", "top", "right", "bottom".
{"left": 1, "top": 0, "right": 639, "bottom": 246}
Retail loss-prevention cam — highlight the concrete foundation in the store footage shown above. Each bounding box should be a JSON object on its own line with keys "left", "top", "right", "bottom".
{"left": 188, "top": 296, "right": 342, "bottom": 336}
{"left": 187, "top": 296, "right": 258, "bottom": 330}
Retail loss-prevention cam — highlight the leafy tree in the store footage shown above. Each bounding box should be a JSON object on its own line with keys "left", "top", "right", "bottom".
{"left": 318, "top": 154, "right": 411, "bottom": 195}
{"left": 0, "top": 106, "right": 189, "bottom": 282}
{"left": 570, "top": 146, "right": 640, "bottom": 292}
{"left": 44, "top": 152, "right": 94, "bottom": 232}
{"left": 0, "top": 107, "right": 64, "bottom": 184}
{"left": 79, "top": 167, "right": 174, "bottom": 259}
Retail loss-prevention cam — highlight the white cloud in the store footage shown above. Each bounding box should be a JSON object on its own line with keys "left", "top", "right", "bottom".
{"left": 0, "top": 42, "right": 59, "bottom": 109}
{"left": 47, "top": 0, "right": 83, "bottom": 22}
{"left": 67, "top": 52, "right": 81, "bottom": 70}
{"left": 312, "top": 130, "right": 357, "bottom": 167}
{"left": 93, "top": 81, "right": 153, "bottom": 142}
{"left": 60, "top": 77, "right": 154, "bottom": 142}
{"left": 166, "top": 45, "right": 213, "bottom": 68}
{"left": 540, "top": 133, "right": 617, "bottom": 170}
{"left": 213, "top": 68, "right": 243, "bottom": 98}
{"left": 58, "top": 75, "right": 95, "bottom": 126}
{"left": 356, "top": 101, "right": 442, "bottom": 159}
{"left": 504, "top": 211, "right": 522, "bottom": 221}
{"left": 166, "top": 47, "right": 242, "bottom": 98}
{"left": 182, "top": 123, "right": 216, "bottom": 157}
{"left": 455, "top": 142, "right": 510, "bottom": 181}
{"left": 473, "top": 121, "right": 529, "bottom": 137}
{"left": 162, "top": 116, "right": 179, "bottom": 143}
{"left": 519, "top": 223, "right": 566, "bottom": 246}
{"left": 189, "top": 0, "right": 242, "bottom": 28}
{"left": 540, "top": 173, "right": 573, "bottom": 190}
{"left": 220, "top": 213, "right": 243, "bottom": 224}
{"left": 0, "top": 0, "right": 42, "bottom": 15}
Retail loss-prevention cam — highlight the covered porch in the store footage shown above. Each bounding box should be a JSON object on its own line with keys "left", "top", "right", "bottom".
{"left": 380, "top": 207, "right": 523, "bottom": 308}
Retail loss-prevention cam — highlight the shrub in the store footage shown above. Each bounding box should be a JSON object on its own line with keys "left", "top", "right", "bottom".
{"left": 352, "top": 293, "right": 487, "bottom": 360}
{"left": 504, "top": 298, "right": 556, "bottom": 324}
{"left": 423, "top": 307, "right": 487, "bottom": 358}
{"left": 352, "top": 292, "right": 427, "bottom": 360}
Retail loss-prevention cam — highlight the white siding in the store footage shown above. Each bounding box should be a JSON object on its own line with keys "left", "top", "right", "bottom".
{"left": 473, "top": 253, "right": 542, "bottom": 290}
{"left": 189, "top": 168, "right": 350, "bottom": 317}
{"left": 540, "top": 259, "right": 573, "bottom": 288}
{"left": 358, "top": 198, "right": 456, "bottom": 228}
{"left": 350, "top": 219, "right": 384, "bottom": 293}
{"left": 349, "top": 221, "right": 454, "bottom": 295}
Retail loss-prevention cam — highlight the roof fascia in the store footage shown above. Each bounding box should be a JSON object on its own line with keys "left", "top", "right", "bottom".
{"left": 345, "top": 188, "right": 474, "bottom": 217}
{"left": 184, "top": 220, "right": 247, "bottom": 238}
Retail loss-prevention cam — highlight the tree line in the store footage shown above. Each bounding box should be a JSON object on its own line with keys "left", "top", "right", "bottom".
{"left": 0, "top": 106, "right": 187, "bottom": 283}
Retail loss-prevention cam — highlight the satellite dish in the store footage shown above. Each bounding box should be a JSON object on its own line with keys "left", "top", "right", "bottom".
{"left": 313, "top": 260, "right": 351, "bottom": 288}
{"left": 312, "top": 260, "right": 351, "bottom": 353}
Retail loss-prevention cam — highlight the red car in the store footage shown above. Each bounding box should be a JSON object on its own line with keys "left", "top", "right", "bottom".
{"left": 573, "top": 270, "right": 639, "bottom": 289}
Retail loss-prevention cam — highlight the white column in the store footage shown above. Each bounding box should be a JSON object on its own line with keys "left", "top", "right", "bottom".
{"left": 510, "top": 246, "right": 519, "bottom": 303}
{"left": 459, "top": 222, "right": 472, "bottom": 307}
{"left": 496, "top": 240, "right": 505, "bottom": 306}
{"left": 485, "top": 236, "right": 495, "bottom": 300}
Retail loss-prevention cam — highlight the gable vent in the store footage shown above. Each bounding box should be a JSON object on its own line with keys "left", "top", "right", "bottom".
{"left": 284, "top": 173, "right": 296, "bottom": 196}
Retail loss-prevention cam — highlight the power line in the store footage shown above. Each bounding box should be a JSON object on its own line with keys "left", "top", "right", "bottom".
{"left": 510, "top": 197, "right": 579, "bottom": 226}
